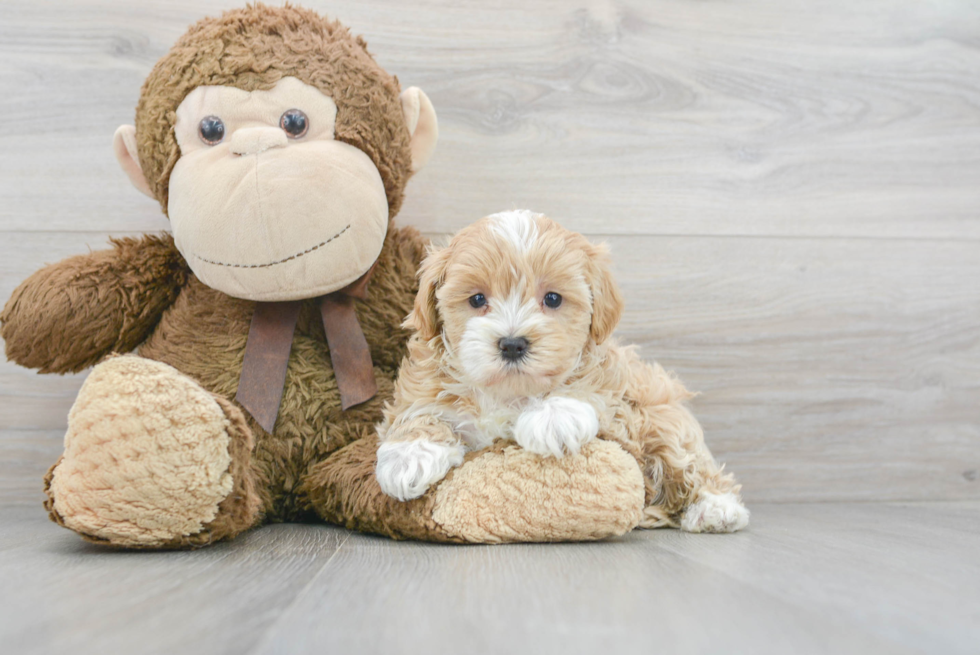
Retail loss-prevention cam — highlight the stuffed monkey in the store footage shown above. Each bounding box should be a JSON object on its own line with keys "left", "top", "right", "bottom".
{"left": 1, "top": 4, "right": 646, "bottom": 548}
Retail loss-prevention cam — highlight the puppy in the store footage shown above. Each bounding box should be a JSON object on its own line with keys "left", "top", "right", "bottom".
{"left": 375, "top": 210, "right": 748, "bottom": 533}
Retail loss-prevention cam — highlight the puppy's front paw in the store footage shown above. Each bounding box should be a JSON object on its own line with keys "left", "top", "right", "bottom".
{"left": 513, "top": 396, "right": 599, "bottom": 458}
{"left": 376, "top": 440, "right": 465, "bottom": 501}
{"left": 680, "top": 491, "right": 750, "bottom": 533}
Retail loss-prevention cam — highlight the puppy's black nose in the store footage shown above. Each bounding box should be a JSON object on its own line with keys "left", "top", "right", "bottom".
{"left": 499, "top": 336, "right": 529, "bottom": 361}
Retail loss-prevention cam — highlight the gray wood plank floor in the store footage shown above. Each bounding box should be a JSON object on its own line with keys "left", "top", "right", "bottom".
{"left": 0, "top": 501, "right": 976, "bottom": 655}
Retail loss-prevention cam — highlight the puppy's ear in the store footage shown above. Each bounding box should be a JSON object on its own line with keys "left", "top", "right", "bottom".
{"left": 404, "top": 245, "right": 452, "bottom": 340}
{"left": 585, "top": 242, "right": 625, "bottom": 344}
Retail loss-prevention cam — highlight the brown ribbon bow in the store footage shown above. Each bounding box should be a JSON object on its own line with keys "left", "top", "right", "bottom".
{"left": 235, "top": 265, "right": 378, "bottom": 433}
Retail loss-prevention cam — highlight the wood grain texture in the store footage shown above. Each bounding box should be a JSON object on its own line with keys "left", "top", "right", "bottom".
{"left": 654, "top": 502, "right": 980, "bottom": 655}
{"left": 0, "top": 508, "right": 351, "bottom": 655}
{"left": 1, "top": 503, "right": 976, "bottom": 655}
{"left": 0, "top": 2, "right": 979, "bottom": 500}
{"left": 0, "top": 430, "right": 61, "bottom": 507}
{"left": 610, "top": 235, "right": 980, "bottom": 502}
{"left": 256, "top": 531, "right": 901, "bottom": 655}
{"left": 3, "top": 231, "right": 977, "bottom": 503}
{"left": 0, "top": 0, "right": 978, "bottom": 237}
{"left": 2, "top": 2, "right": 978, "bottom": 652}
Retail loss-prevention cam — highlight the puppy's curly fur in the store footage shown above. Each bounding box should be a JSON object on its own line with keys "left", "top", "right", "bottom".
{"left": 376, "top": 211, "right": 749, "bottom": 533}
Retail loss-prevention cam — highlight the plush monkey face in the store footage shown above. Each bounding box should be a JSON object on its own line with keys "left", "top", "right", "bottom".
{"left": 111, "top": 5, "right": 437, "bottom": 302}
{"left": 166, "top": 77, "right": 388, "bottom": 300}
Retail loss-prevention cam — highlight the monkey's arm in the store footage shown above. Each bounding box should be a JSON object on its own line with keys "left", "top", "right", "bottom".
{"left": 1, "top": 234, "right": 188, "bottom": 374}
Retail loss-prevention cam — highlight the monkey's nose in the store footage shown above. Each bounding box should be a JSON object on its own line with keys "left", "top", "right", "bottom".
{"left": 229, "top": 127, "right": 289, "bottom": 156}
{"left": 499, "top": 337, "right": 529, "bottom": 362}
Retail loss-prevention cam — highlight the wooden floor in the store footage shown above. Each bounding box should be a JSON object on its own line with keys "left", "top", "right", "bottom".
{"left": 1, "top": 0, "right": 978, "bottom": 653}
{"left": 0, "top": 501, "right": 975, "bottom": 655}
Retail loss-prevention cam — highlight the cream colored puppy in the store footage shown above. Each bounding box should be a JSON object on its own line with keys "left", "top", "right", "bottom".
{"left": 375, "top": 210, "right": 749, "bottom": 533}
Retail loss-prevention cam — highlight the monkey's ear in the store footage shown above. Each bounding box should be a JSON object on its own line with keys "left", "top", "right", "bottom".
{"left": 585, "top": 242, "right": 625, "bottom": 345}
{"left": 113, "top": 125, "right": 154, "bottom": 199}
{"left": 399, "top": 87, "right": 438, "bottom": 172}
{"left": 403, "top": 245, "right": 451, "bottom": 341}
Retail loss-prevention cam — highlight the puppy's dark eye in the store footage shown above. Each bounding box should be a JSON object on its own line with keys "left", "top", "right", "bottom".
{"left": 198, "top": 116, "right": 225, "bottom": 145}
{"left": 543, "top": 292, "right": 562, "bottom": 308}
{"left": 468, "top": 293, "right": 487, "bottom": 309}
{"left": 280, "top": 109, "right": 309, "bottom": 138}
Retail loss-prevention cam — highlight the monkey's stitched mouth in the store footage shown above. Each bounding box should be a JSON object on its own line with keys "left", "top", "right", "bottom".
{"left": 188, "top": 224, "right": 351, "bottom": 269}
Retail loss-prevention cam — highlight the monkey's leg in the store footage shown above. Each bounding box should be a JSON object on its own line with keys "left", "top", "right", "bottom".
{"left": 302, "top": 434, "right": 646, "bottom": 543}
{"left": 44, "top": 355, "right": 263, "bottom": 548}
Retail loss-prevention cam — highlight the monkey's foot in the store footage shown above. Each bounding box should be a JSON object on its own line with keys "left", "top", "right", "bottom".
{"left": 306, "top": 437, "right": 645, "bottom": 543}
{"left": 45, "top": 355, "right": 260, "bottom": 548}
{"left": 431, "top": 440, "right": 644, "bottom": 542}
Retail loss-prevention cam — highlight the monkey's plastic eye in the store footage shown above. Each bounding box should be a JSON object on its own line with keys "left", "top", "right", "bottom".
{"left": 280, "top": 109, "right": 309, "bottom": 138}
{"left": 543, "top": 292, "right": 562, "bottom": 308}
{"left": 198, "top": 116, "right": 225, "bottom": 145}
{"left": 468, "top": 293, "right": 487, "bottom": 309}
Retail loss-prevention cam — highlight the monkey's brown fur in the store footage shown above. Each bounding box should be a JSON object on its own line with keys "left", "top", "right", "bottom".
{"left": 2, "top": 5, "right": 646, "bottom": 548}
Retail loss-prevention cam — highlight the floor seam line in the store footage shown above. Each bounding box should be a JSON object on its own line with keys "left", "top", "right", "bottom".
{"left": 648, "top": 536, "right": 931, "bottom": 655}
{"left": 246, "top": 530, "right": 352, "bottom": 655}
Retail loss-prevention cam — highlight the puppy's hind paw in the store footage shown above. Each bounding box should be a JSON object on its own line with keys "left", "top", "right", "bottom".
{"left": 513, "top": 396, "right": 599, "bottom": 458}
{"left": 680, "top": 491, "right": 750, "bottom": 533}
{"left": 376, "top": 440, "right": 465, "bottom": 502}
